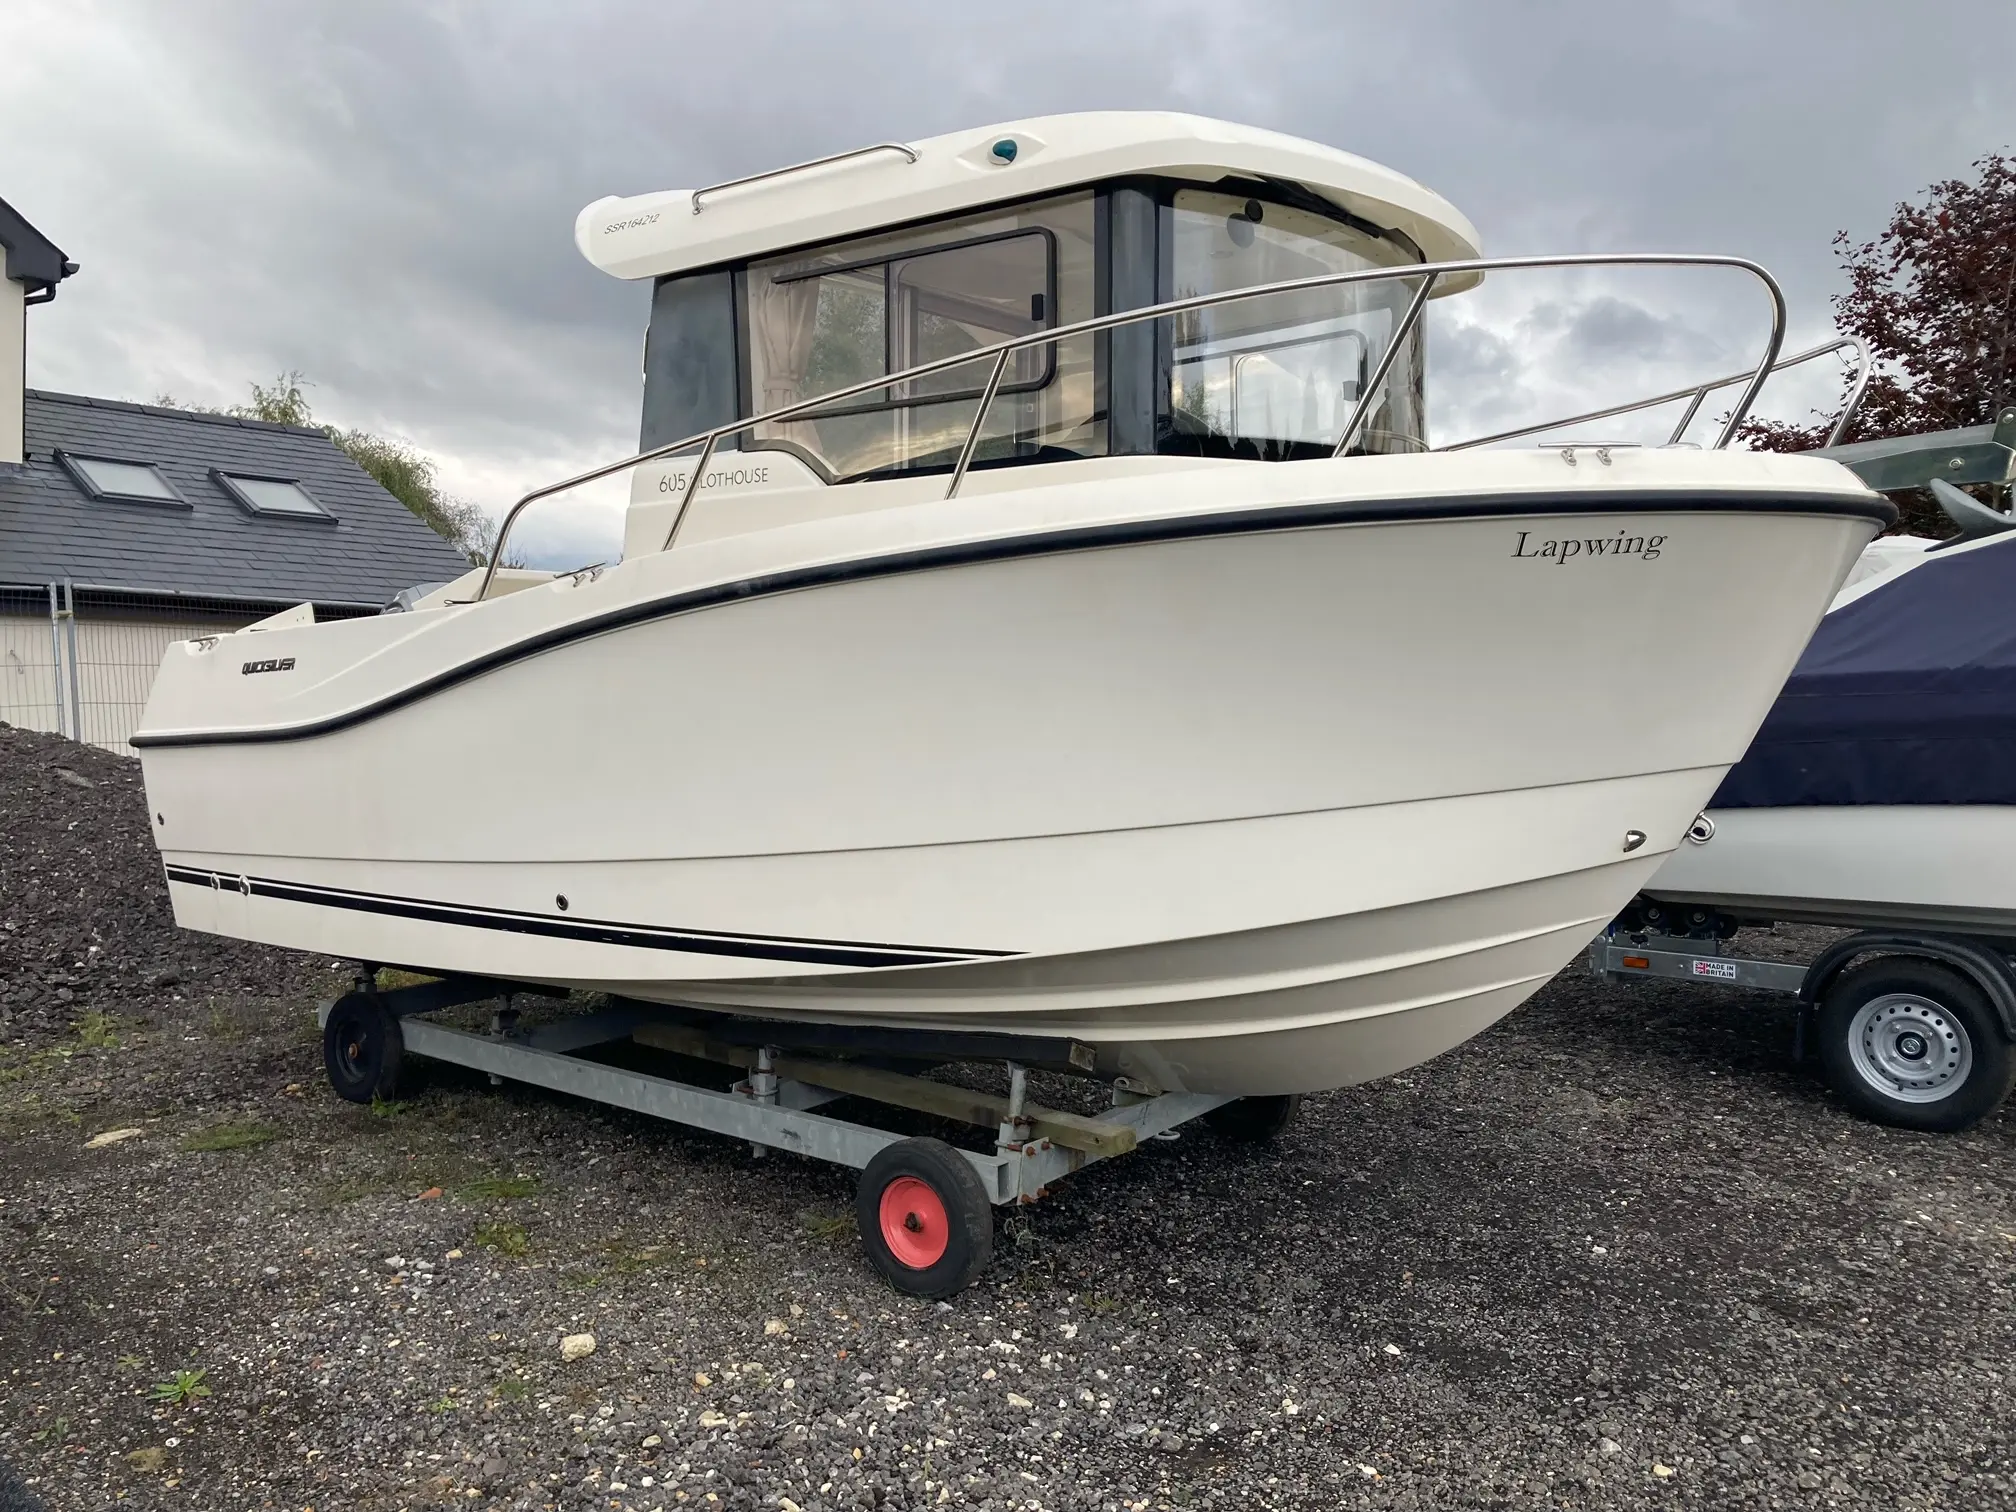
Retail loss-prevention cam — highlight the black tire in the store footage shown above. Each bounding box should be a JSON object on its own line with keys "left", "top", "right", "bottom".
{"left": 322, "top": 993, "right": 407, "bottom": 1104}
{"left": 1817, "top": 960, "right": 2015, "bottom": 1133}
{"left": 855, "top": 1137, "right": 993, "bottom": 1299}
{"left": 1205, "top": 1094, "right": 1302, "bottom": 1143}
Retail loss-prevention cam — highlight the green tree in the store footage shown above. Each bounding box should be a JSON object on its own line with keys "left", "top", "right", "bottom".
{"left": 160, "top": 373, "right": 497, "bottom": 564}
{"left": 1741, "top": 152, "right": 2016, "bottom": 534}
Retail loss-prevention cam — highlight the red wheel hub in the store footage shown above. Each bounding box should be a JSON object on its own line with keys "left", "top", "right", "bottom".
{"left": 877, "top": 1175, "right": 950, "bottom": 1270}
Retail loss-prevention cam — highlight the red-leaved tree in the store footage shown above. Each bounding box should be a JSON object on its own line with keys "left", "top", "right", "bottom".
{"left": 1742, "top": 152, "right": 2016, "bottom": 533}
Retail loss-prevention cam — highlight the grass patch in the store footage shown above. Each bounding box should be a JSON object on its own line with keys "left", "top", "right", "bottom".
{"left": 460, "top": 1174, "right": 540, "bottom": 1201}
{"left": 474, "top": 1220, "right": 529, "bottom": 1258}
{"left": 182, "top": 1121, "right": 279, "bottom": 1152}
{"left": 149, "top": 1369, "right": 212, "bottom": 1407}
{"left": 0, "top": 1045, "right": 70, "bottom": 1085}
{"left": 800, "top": 1210, "right": 856, "bottom": 1242}
{"left": 377, "top": 969, "right": 440, "bottom": 991}
{"left": 316, "top": 1176, "right": 393, "bottom": 1208}
{"left": 75, "top": 1010, "right": 120, "bottom": 1049}
{"left": 596, "top": 1238, "right": 674, "bottom": 1276}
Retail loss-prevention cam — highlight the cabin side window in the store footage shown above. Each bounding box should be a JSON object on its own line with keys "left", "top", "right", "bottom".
{"left": 744, "top": 193, "right": 1102, "bottom": 481}
{"left": 1160, "top": 189, "right": 1425, "bottom": 458}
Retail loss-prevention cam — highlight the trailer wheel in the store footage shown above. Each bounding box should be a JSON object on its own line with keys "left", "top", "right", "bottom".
{"left": 323, "top": 993, "right": 406, "bottom": 1105}
{"left": 1205, "top": 1094, "right": 1302, "bottom": 1143}
{"left": 1817, "top": 961, "right": 2015, "bottom": 1133}
{"left": 856, "top": 1138, "right": 993, "bottom": 1299}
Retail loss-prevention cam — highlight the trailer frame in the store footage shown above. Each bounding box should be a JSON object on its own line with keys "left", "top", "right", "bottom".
{"left": 315, "top": 972, "right": 1255, "bottom": 1296}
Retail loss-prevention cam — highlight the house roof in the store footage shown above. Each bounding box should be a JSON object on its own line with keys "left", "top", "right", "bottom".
{"left": 0, "top": 196, "right": 76, "bottom": 299}
{"left": 0, "top": 390, "right": 473, "bottom": 606}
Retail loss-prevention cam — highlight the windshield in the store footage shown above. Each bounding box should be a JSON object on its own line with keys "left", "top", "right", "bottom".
{"left": 1162, "top": 189, "right": 1425, "bottom": 458}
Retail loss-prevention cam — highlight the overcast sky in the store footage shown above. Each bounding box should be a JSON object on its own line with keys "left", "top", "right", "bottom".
{"left": 5, "top": 1, "right": 2013, "bottom": 561}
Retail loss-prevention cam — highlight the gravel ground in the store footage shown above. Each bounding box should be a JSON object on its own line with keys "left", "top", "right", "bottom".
{"left": 3, "top": 725, "right": 2013, "bottom": 1512}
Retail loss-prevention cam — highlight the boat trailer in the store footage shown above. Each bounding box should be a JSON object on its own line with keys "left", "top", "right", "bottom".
{"left": 1589, "top": 919, "right": 2016, "bottom": 1133}
{"left": 316, "top": 973, "right": 1293, "bottom": 1297}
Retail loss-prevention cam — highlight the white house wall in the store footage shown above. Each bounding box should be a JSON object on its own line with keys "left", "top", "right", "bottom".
{"left": 0, "top": 277, "right": 23, "bottom": 465}
{"left": 2, "top": 609, "right": 258, "bottom": 753}
{"left": 0, "top": 609, "right": 64, "bottom": 735}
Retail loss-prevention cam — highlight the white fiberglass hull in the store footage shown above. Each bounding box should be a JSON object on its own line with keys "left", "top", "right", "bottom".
{"left": 1645, "top": 805, "right": 2016, "bottom": 940}
{"left": 135, "top": 451, "right": 1881, "bottom": 1093}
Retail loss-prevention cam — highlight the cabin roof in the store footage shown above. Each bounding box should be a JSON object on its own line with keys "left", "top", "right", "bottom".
{"left": 576, "top": 111, "right": 1482, "bottom": 287}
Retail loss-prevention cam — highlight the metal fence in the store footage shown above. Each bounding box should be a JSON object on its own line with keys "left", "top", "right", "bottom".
{"left": 1, "top": 583, "right": 375, "bottom": 754}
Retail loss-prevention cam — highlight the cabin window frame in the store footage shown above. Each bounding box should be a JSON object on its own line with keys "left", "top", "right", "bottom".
{"left": 1149, "top": 175, "right": 1429, "bottom": 461}
{"left": 756, "top": 225, "right": 1061, "bottom": 422}
{"left": 635, "top": 176, "right": 1427, "bottom": 479}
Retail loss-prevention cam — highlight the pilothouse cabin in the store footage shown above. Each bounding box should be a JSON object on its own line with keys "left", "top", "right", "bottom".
{"left": 574, "top": 113, "right": 1481, "bottom": 555}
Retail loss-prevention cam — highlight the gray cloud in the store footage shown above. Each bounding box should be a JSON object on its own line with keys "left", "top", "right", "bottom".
{"left": 4, "top": 0, "right": 2012, "bottom": 560}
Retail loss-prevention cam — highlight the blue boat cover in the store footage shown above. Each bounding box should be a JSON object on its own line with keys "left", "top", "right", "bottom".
{"left": 1713, "top": 536, "right": 2016, "bottom": 808}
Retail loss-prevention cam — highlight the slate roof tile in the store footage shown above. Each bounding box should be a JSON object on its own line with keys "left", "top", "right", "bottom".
{"left": 0, "top": 391, "right": 473, "bottom": 606}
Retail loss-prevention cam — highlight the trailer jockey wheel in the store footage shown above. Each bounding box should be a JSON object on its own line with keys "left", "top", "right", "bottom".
{"left": 1204, "top": 1094, "right": 1302, "bottom": 1143}
{"left": 856, "top": 1138, "right": 993, "bottom": 1299}
{"left": 322, "top": 992, "right": 407, "bottom": 1105}
{"left": 1817, "top": 961, "right": 2016, "bottom": 1133}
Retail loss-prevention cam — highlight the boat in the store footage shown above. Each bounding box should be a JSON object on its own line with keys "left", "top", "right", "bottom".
{"left": 1643, "top": 488, "right": 2016, "bottom": 940}
{"left": 131, "top": 112, "right": 1891, "bottom": 1097}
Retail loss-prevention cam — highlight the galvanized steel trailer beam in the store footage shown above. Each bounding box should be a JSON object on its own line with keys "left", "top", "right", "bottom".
{"left": 1588, "top": 935, "right": 1808, "bottom": 994}
{"left": 318, "top": 986, "right": 1229, "bottom": 1208}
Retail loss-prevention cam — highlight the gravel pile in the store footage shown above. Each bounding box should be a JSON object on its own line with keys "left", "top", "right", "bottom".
{"left": 2, "top": 730, "right": 2013, "bottom": 1512}
{"left": 0, "top": 724, "right": 323, "bottom": 1047}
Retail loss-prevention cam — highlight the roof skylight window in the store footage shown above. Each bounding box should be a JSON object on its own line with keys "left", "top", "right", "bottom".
{"left": 213, "top": 471, "right": 334, "bottom": 521}
{"left": 56, "top": 451, "right": 188, "bottom": 507}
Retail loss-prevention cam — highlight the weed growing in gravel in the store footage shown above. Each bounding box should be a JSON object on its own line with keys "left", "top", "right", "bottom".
{"left": 494, "top": 1379, "right": 530, "bottom": 1404}
{"left": 182, "top": 1121, "right": 279, "bottom": 1152}
{"left": 0, "top": 1043, "right": 68, "bottom": 1084}
{"left": 117, "top": 1354, "right": 144, "bottom": 1372}
{"left": 201, "top": 1006, "right": 245, "bottom": 1043}
{"left": 461, "top": 1174, "right": 540, "bottom": 1200}
{"left": 316, "top": 1176, "right": 390, "bottom": 1207}
{"left": 75, "top": 1010, "right": 120, "bottom": 1048}
{"left": 596, "top": 1238, "right": 673, "bottom": 1275}
{"left": 800, "top": 1209, "right": 855, "bottom": 1242}
{"left": 377, "top": 969, "right": 440, "bottom": 991}
{"left": 367, "top": 1096, "right": 409, "bottom": 1119}
{"left": 474, "top": 1220, "right": 530, "bottom": 1257}
{"left": 150, "top": 1369, "right": 212, "bottom": 1408}
{"left": 426, "top": 1394, "right": 459, "bottom": 1414}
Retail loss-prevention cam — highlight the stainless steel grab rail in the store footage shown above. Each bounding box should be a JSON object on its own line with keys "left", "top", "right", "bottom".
{"left": 690, "top": 142, "right": 920, "bottom": 215}
{"left": 476, "top": 251, "right": 1788, "bottom": 600}
{"left": 1441, "top": 336, "right": 1871, "bottom": 453}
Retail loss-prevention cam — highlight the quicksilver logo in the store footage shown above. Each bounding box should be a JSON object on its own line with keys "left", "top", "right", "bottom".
{"left": 1512, "top": 529, "right": 1666, "bottom": 564}
{"left": 241, "top": 657, "right": 296, "bottom": 676}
